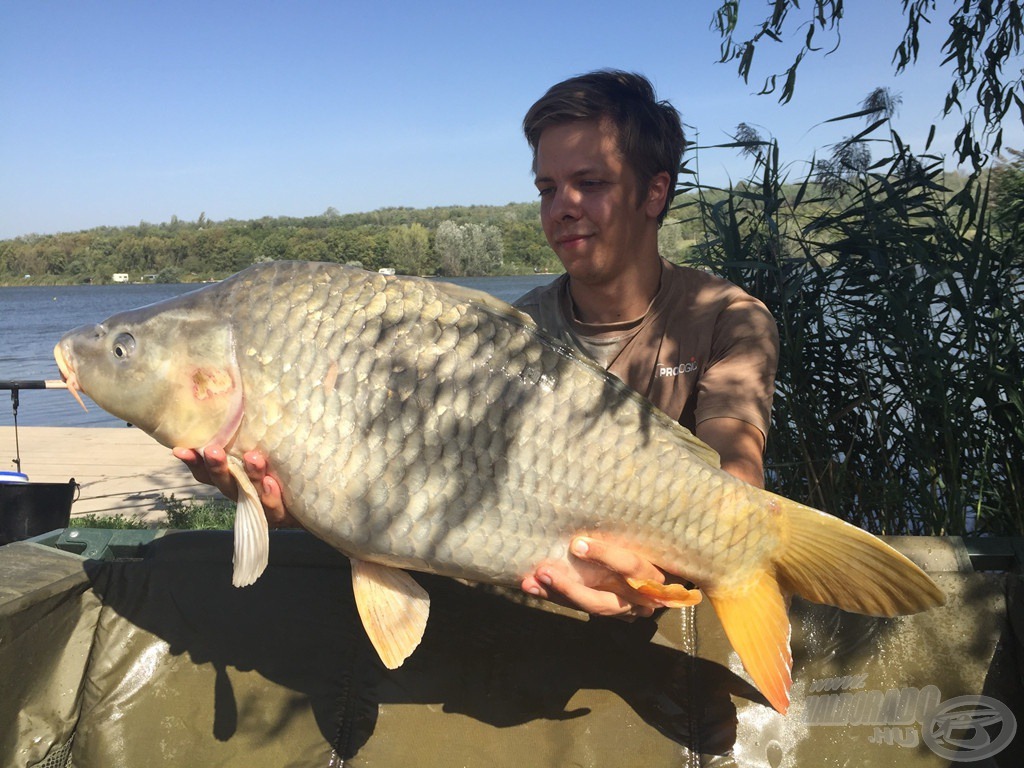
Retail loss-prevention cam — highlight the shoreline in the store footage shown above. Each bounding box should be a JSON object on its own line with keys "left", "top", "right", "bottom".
{"left": 0, "top": 426, "right": 218, "bottom": 522}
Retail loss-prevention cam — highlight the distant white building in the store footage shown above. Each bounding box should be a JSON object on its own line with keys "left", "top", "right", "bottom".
{"left": 112, "top": 273, "right": 129, "bottom": 283}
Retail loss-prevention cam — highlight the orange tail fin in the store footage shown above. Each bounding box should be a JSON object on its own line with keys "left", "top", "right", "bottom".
{"left": 773, "top": 498, "right": 945, "bottom": 616}
{"left": 704, "top": 495, "right": 944, "bottom": 714}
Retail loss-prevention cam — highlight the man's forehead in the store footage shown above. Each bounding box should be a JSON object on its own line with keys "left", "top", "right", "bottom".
{"left": 533, "top": 118, "right": 624, "bottom": 177}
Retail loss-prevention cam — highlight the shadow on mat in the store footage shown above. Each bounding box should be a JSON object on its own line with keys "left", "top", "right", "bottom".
{"left": 84, "top": 530, "right": 758, "bottom": 758}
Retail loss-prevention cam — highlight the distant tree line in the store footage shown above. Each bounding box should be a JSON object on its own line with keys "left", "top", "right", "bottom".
{"left": 0, "top": 201, "right": 707, "bottom": 285}
{"left": 0, "top": 203, "right": 530, "bottom": 284}
{"left": 0, "top": 196, "right": 717, "bottom": 286}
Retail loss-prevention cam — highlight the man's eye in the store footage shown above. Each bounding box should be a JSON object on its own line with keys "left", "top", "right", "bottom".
{"left": 581, "top": 179, "right": 606, "bottom": 188}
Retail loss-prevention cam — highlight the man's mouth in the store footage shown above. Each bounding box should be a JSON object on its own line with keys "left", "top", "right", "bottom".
{"left": 556, "top": 233, "right": 592, "bottom": 248}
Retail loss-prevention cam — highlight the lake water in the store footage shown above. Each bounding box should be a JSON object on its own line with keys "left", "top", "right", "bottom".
{"left": 0, "top": 272, "right": 557, "bottom": 428}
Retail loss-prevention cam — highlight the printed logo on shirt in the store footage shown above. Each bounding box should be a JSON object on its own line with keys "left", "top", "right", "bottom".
{"left": 656, "top": 357, "right": 699, "bottom": 378}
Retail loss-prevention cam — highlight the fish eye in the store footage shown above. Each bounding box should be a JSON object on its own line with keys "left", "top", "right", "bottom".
{"left": 112, "top": 333, "right": 136, "bottom": 359}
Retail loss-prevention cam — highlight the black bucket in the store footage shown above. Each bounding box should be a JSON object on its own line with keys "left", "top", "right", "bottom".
{"left": 0, "top": 478, "right": 78, "bottom": 545}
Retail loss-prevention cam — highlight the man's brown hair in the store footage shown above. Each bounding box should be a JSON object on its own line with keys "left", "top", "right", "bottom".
{"left": 523, "top": 70, "right": 685, "bottom": 223}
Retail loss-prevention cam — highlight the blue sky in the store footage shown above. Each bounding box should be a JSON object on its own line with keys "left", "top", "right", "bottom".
{"left": 2, "top": 1, "right": 1019, "bottom": 240}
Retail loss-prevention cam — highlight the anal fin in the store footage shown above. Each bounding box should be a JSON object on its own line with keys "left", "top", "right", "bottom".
{"left": 706, "top": 570, "right": 793, "bottom": 714}
{"left": 351, "top": 558, "right": 430, "bottom": 669}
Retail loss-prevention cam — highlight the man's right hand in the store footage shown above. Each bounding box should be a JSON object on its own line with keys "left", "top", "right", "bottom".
{"left": 173, "top": 444, "right": 301, "bottom": 528}
{"left": 521, "top": 537, "right": 669, "bottom": 620}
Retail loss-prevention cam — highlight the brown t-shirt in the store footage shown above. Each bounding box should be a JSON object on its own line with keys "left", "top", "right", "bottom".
{"left": 514, "top": 259, "right": 779, "bottom": 441}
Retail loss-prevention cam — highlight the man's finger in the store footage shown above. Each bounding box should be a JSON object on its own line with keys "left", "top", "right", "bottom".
{"left": 173, "top": 447, "right": 211, "bottom": 485}
{"left": 243, "top": 451, "right": 300, "bottom": 528}
{"left": 569, "top": 537, "right": 665, "bottom": 583}
{"left": 201, "top": 444, "right": 239, "bottom": 501}
{"left": 534, "top": 565, "right": 657, "bottom": 619}
{"left": 262, "top": 475, "right": 299, "bottom": 527}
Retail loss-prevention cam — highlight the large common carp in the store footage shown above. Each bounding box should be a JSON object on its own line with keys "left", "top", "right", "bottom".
{"left": 54, "top": 261, "right": 943, "bottom": 713}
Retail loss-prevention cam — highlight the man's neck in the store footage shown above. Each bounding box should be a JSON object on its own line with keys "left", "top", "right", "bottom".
{"left": 567, "top": 256, "right": 663, "bottom": 324}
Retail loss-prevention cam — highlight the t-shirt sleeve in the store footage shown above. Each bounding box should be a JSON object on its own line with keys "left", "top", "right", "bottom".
{"left": 693, "top": 296, "right": 779, "bottom": 440}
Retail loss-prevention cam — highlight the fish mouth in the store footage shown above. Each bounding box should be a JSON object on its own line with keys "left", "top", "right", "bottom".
{"left": 54, "top": 341, "right": 89, "bottom": 412}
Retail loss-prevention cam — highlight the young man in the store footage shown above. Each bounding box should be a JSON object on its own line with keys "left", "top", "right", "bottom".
{"left": 176, "top": 70, "right": 778, "bottom": 621}
{"left": 512, "top": 71, "right": 779, "bottom": 617}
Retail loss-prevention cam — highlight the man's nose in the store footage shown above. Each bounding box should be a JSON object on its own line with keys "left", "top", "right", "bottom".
{"left": 549, "top": 186, "right": 581, "bottom": 220}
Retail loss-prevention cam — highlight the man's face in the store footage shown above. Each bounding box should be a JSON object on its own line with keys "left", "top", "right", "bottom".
{"left": 534, "top": 118, "right": 663, "bottom": 285}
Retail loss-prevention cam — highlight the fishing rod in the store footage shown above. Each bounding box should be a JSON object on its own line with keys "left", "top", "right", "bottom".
{"left": 0, "top": 380, "right": 68, "bottom": 474}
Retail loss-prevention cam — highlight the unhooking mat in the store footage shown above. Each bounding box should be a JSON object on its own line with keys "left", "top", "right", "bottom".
{"left": 0, "top": 531, "right": 1020, "bottom": 767}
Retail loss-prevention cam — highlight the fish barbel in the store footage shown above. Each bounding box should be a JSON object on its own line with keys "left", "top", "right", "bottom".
{"left": 53, "top": 261, "right": 943, "bottom": 713}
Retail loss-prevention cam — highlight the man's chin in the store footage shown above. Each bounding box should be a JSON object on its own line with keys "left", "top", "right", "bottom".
{"left": 555, "top": 245, "right": 596, "bottom": 273}
{"left": 562, "top": 262, "right": 612, "bottom": 287}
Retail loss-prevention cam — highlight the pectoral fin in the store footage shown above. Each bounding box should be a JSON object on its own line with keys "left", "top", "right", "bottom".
{"left": 350, "top": 558, "right": 430, "bottom": 669}
{"left": 228, "top": 456, "right": 270, "bottom": 588}
{"left": 625, "top": 578, "right": 703, "bottom": 607}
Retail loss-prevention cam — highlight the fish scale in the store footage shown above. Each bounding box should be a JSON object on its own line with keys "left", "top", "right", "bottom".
{"left": 54, "top": 260, "right": 944, "bottom": 712}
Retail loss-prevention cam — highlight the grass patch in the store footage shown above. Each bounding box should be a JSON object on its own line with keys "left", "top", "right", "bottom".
{"left": 67, "top": 495, "right": 236, "bottom": 530}
{"left": 163, "top": 494, "right": 236, "bottom": 530}
{"left": 70, "top": 513, "right": 150, "bottom": 530}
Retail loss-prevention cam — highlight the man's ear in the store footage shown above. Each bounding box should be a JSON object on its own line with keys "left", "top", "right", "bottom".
{"left": 644, "top": 171, "right": 672, "bottom": 218}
